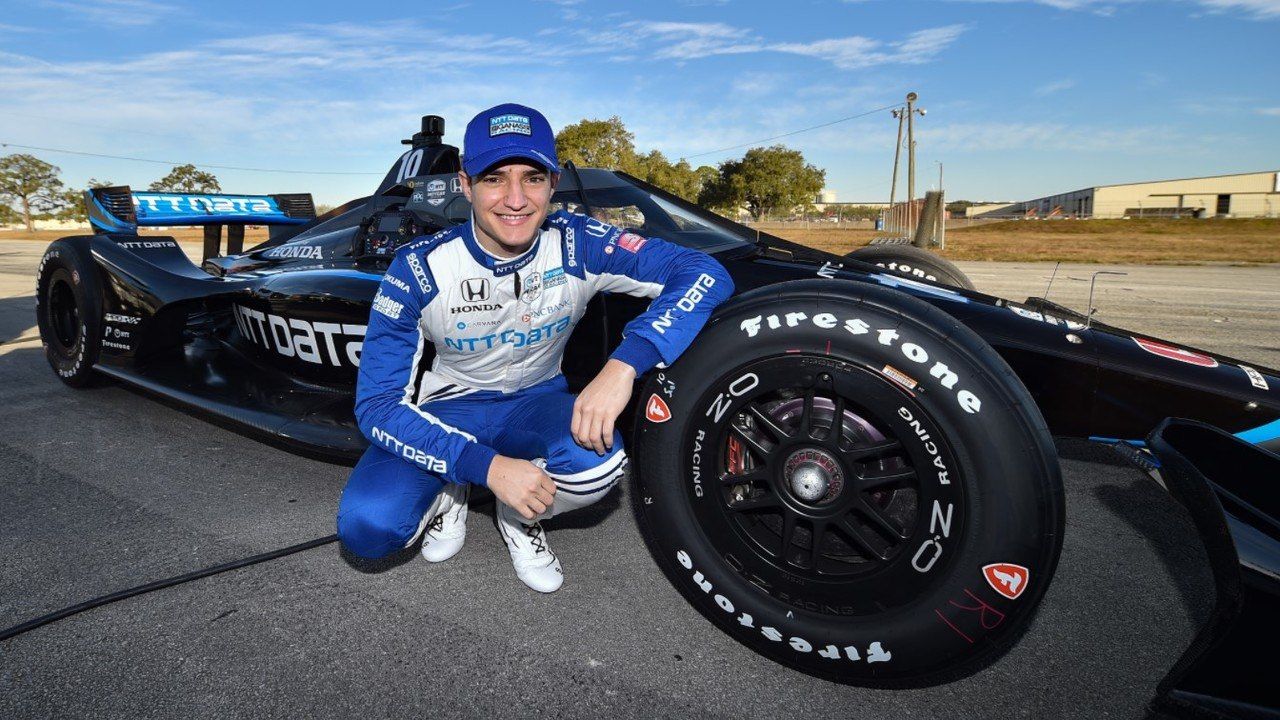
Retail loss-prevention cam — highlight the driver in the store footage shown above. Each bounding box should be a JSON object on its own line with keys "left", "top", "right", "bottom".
{"left": 336, "top": 103, "right": 733, "bottom": 592}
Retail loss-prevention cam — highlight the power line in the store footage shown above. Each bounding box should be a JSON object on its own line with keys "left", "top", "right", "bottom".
{"left": 0, "top": 141, "right": 383, "bottom": 176}
{"left": 680, "top": 103, "right": 903, "bottom": 161}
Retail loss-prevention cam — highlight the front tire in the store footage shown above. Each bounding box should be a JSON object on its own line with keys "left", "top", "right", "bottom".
{"left": 35, "top": 239, "right": 103, "bottom": 387}
{"left": 845, "top": 244, "right": 975, "bottom": 290}
{"left": 631, "top": 279, "right": 1062, "bottom": 686}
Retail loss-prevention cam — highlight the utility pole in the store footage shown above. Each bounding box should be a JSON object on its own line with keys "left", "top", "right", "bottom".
{"left": 889, "top": 108, "right": 905, "bottom": 208}
{"left": 906, "top": 91, "right": 917, "bottom": 220}
{"left": 903, "top": 92, "right": 926, "bottom": 237}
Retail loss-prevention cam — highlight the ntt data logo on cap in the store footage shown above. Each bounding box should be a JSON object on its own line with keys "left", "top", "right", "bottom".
{"left": 489, "top": 114, "right": 532, "bottom": 137}
{"left": 463, "top": 103, "right": 560, "bottom": 176}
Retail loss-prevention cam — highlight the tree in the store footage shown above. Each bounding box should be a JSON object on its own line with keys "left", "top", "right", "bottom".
{"left": 556, "top": 117, "right": 720, "bottom": 203}
{"left": 555, "top": 117, "right": 641, "bottom": 173}
{"left": 56, "top": 179, "right": 116, "bottom": 224}
{"left": 0, "top": 202, "right": 18, "bottom": 226}
{"left": 0, "top": 154, "right": 67, "bottom": 232}
{"left": 149, "top": 164, "right": 221, "bottom": 194}
{"left": 56, "top": 189, "right": 86, "bottom": 223}
{"left": 699, "top": 145, "right": 826, "bottom": 221}
{"left": 634, "top": 151, "right": 717, "bottom": 203}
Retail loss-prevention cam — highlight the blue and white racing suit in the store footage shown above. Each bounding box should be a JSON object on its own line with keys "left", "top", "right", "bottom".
{"left": 336, "top": 210, "right": 733, "bottom": 558}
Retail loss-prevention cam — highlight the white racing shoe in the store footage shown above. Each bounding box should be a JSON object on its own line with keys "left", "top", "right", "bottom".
{"left": 419, "top": 482, "right": 469, "bottom": 563}
{"left": 495, "top": 501, "right": 563, "bottom": 593}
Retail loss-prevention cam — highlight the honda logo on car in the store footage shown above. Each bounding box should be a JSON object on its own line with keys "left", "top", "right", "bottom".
{"left": 651, "top": 273, "right": 717, "bottom": 335}
{"left": 738, "top": 311, "right": 982, "bottom": 414}
{"left": 233, "top": 304, "right": 365, "bottom": 367}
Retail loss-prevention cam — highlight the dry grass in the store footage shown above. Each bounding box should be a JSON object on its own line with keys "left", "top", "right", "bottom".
{"left": 769, "top": 218, "right": 1280, "bottom": 264}
{"left": 6, "top": 219, "right": 1278, "bottom": 264}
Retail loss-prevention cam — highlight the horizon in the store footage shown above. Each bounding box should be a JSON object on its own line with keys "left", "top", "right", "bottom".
{"left": 1, "top": 0, "right": 1277, "bottom": 206}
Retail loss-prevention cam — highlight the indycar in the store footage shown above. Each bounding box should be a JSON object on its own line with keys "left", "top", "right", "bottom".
{"left": 35, "top": 116, "right": 1279, "bottom": 716}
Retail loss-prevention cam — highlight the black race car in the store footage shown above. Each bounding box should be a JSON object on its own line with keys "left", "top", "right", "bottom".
{"left": 35, "top": 116, "right": 1280, "bottom": 716}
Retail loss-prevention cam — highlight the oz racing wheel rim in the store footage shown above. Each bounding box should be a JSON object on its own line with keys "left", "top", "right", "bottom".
{"left": 685, "top": 353, "right": 968, "bottom": 615}
{"left": 47, "top": 275, "right": 81, "bottom": 355}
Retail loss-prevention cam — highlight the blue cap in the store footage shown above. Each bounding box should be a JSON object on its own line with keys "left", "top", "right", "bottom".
{"left": 462, "top": 103, "right": 560, "bottom": 177}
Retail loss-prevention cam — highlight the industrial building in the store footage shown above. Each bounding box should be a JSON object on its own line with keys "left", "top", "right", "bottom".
{"left": 970, "top": 170, "right": 1280, "bottom": 219}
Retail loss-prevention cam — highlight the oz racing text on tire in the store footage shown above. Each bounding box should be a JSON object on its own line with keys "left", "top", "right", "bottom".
{"left": 630, "top": 279, "right": 1064, "bottom": 686}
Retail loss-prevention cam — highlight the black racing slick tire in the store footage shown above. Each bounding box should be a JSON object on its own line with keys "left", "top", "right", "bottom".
{"left": 630, "top": 279, "right": 1063, "bottom": 686}
{"left": 35, "top": 239, "right": 103, "bottom": 387}
{"left": 845, "top": 244, "right": 975, "bottom": 291}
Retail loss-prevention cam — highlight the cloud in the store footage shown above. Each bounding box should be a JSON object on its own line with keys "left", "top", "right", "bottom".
{"left": 952, "top": 0, "right": 1280, "bottom": 19}
{"left": 620, "top": 21, "right": 967, "bottom": 69}
{"left": 1258, "top": 107, "right": 1280, "bottom": 116}
{"left": 623, "top": 21, "right": 762, "bottom": 60}
{"left": 1195, "top": 0, "right": 1280, "bottom": 18}
{"left": 39, "top": 0, "right": 172, "bottom": 27}
{"left": 1034, "top": 78, "right": 1077, "bottom": 96}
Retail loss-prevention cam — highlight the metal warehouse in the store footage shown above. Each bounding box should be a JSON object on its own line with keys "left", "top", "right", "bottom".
{"left": 971, "top": 170, "right": 1280, "bottom": 219}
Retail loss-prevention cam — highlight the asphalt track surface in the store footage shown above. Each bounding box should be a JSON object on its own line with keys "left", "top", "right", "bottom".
{"left": 1, "top": 240, "right": 1276, "bottom": 719}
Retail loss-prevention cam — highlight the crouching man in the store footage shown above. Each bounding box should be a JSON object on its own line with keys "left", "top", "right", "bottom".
{"left": 335, "top": 103, "right": 733, "bottom": 592}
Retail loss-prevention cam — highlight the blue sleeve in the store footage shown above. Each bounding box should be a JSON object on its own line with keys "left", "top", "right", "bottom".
{"left": 569, "top": 213, "right": 734, "bottom": 375}
{"left": 353, "top": 249, "right": 497, "bottom": 485}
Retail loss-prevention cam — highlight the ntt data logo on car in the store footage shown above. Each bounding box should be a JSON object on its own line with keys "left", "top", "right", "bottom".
{"left": 233, "top": 305, "right": 365, "bottom": 367}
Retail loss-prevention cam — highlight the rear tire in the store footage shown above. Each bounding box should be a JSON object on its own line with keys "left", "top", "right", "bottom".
{"left": 630, "top": 279, "right": 1062, "bottom": 686}
{"left": 35, "top": 239, "right": 103, "bottom": 387}
{"left": 845, "top": 244, "right": 975, "bottom": 290}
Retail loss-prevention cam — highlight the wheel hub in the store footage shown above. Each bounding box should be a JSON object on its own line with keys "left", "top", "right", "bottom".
{"left": 783, "top": 448, "right": 844, "bottom": 504}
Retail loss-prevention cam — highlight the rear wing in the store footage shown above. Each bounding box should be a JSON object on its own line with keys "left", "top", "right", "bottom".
{"left": 86, "top": 186, "right": 318, "bottom": 260}
{"left": 86, "top": 186, "right": 316, "bottom": 234}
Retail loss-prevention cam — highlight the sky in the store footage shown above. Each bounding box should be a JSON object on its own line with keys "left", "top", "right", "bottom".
{"left": 0, "top": 0, "right": 1277, "bottom": 205}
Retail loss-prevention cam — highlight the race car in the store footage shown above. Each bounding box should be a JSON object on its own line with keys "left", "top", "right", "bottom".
{"left": 35, "top": 116, "right": 1279, "bottom": 716}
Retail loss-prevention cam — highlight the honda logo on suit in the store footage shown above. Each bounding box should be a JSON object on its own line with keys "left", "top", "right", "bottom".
{"left": 461, "top": 278, "right": 490, "bottom": 302}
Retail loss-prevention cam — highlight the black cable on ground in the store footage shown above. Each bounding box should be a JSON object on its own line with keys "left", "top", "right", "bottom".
{"left": 0, "top": 534, "right": 339, "bottom": 643}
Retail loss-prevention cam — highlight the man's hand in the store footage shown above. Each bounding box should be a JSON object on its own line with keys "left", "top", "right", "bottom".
{"left": 487, "top": 455, "right": 557, "bottom": 520}
{"left": 572, "top": 359, "right": 637, "bottom": 455}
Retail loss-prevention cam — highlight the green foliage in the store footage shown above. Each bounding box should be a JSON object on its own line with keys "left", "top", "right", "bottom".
{"left": 946, "top": 200, "right": 974, "bottom": 214}
{"left": 0, "top": 154, "right": 67, "bottom": 232}
{"left": 54, "top": 180, "right": 117, "bottom": 224}
{"left": 56, "top": 189, "right": 87, "bottom": 222}
{"left": 556, "top": 117, "right": 640, "bottom": 172}
{"left": 149, "top": 164, "right": 221, "bottom": 194}
{"left": 0, "top": 202, "right": 18, "bottom": 225}
{"left": 555, "top": 117, "right": 716, "bottom": 203}
{"left": 698, "top": 145, "right": 825, "bottom": 221}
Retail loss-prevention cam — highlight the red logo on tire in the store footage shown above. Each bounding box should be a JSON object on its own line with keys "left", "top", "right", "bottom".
{"left": 645, "top": 394, "right": 671, "bottom": 423}
{"left": 982, "top": 563, "right": 1029, "bottom": 600}
{"left": 1133, "top": 337, "right": 1218, "bottom": 368}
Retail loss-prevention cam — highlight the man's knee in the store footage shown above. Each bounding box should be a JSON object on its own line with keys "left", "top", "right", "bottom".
{"left": 540, "top": 448, "right": 627, "bottom": 519}
{"left": 336, "top": 506, "right": 422, "bottom": 558}
{"left": 336, "top": 446, "right": 443, "bottom": 558}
